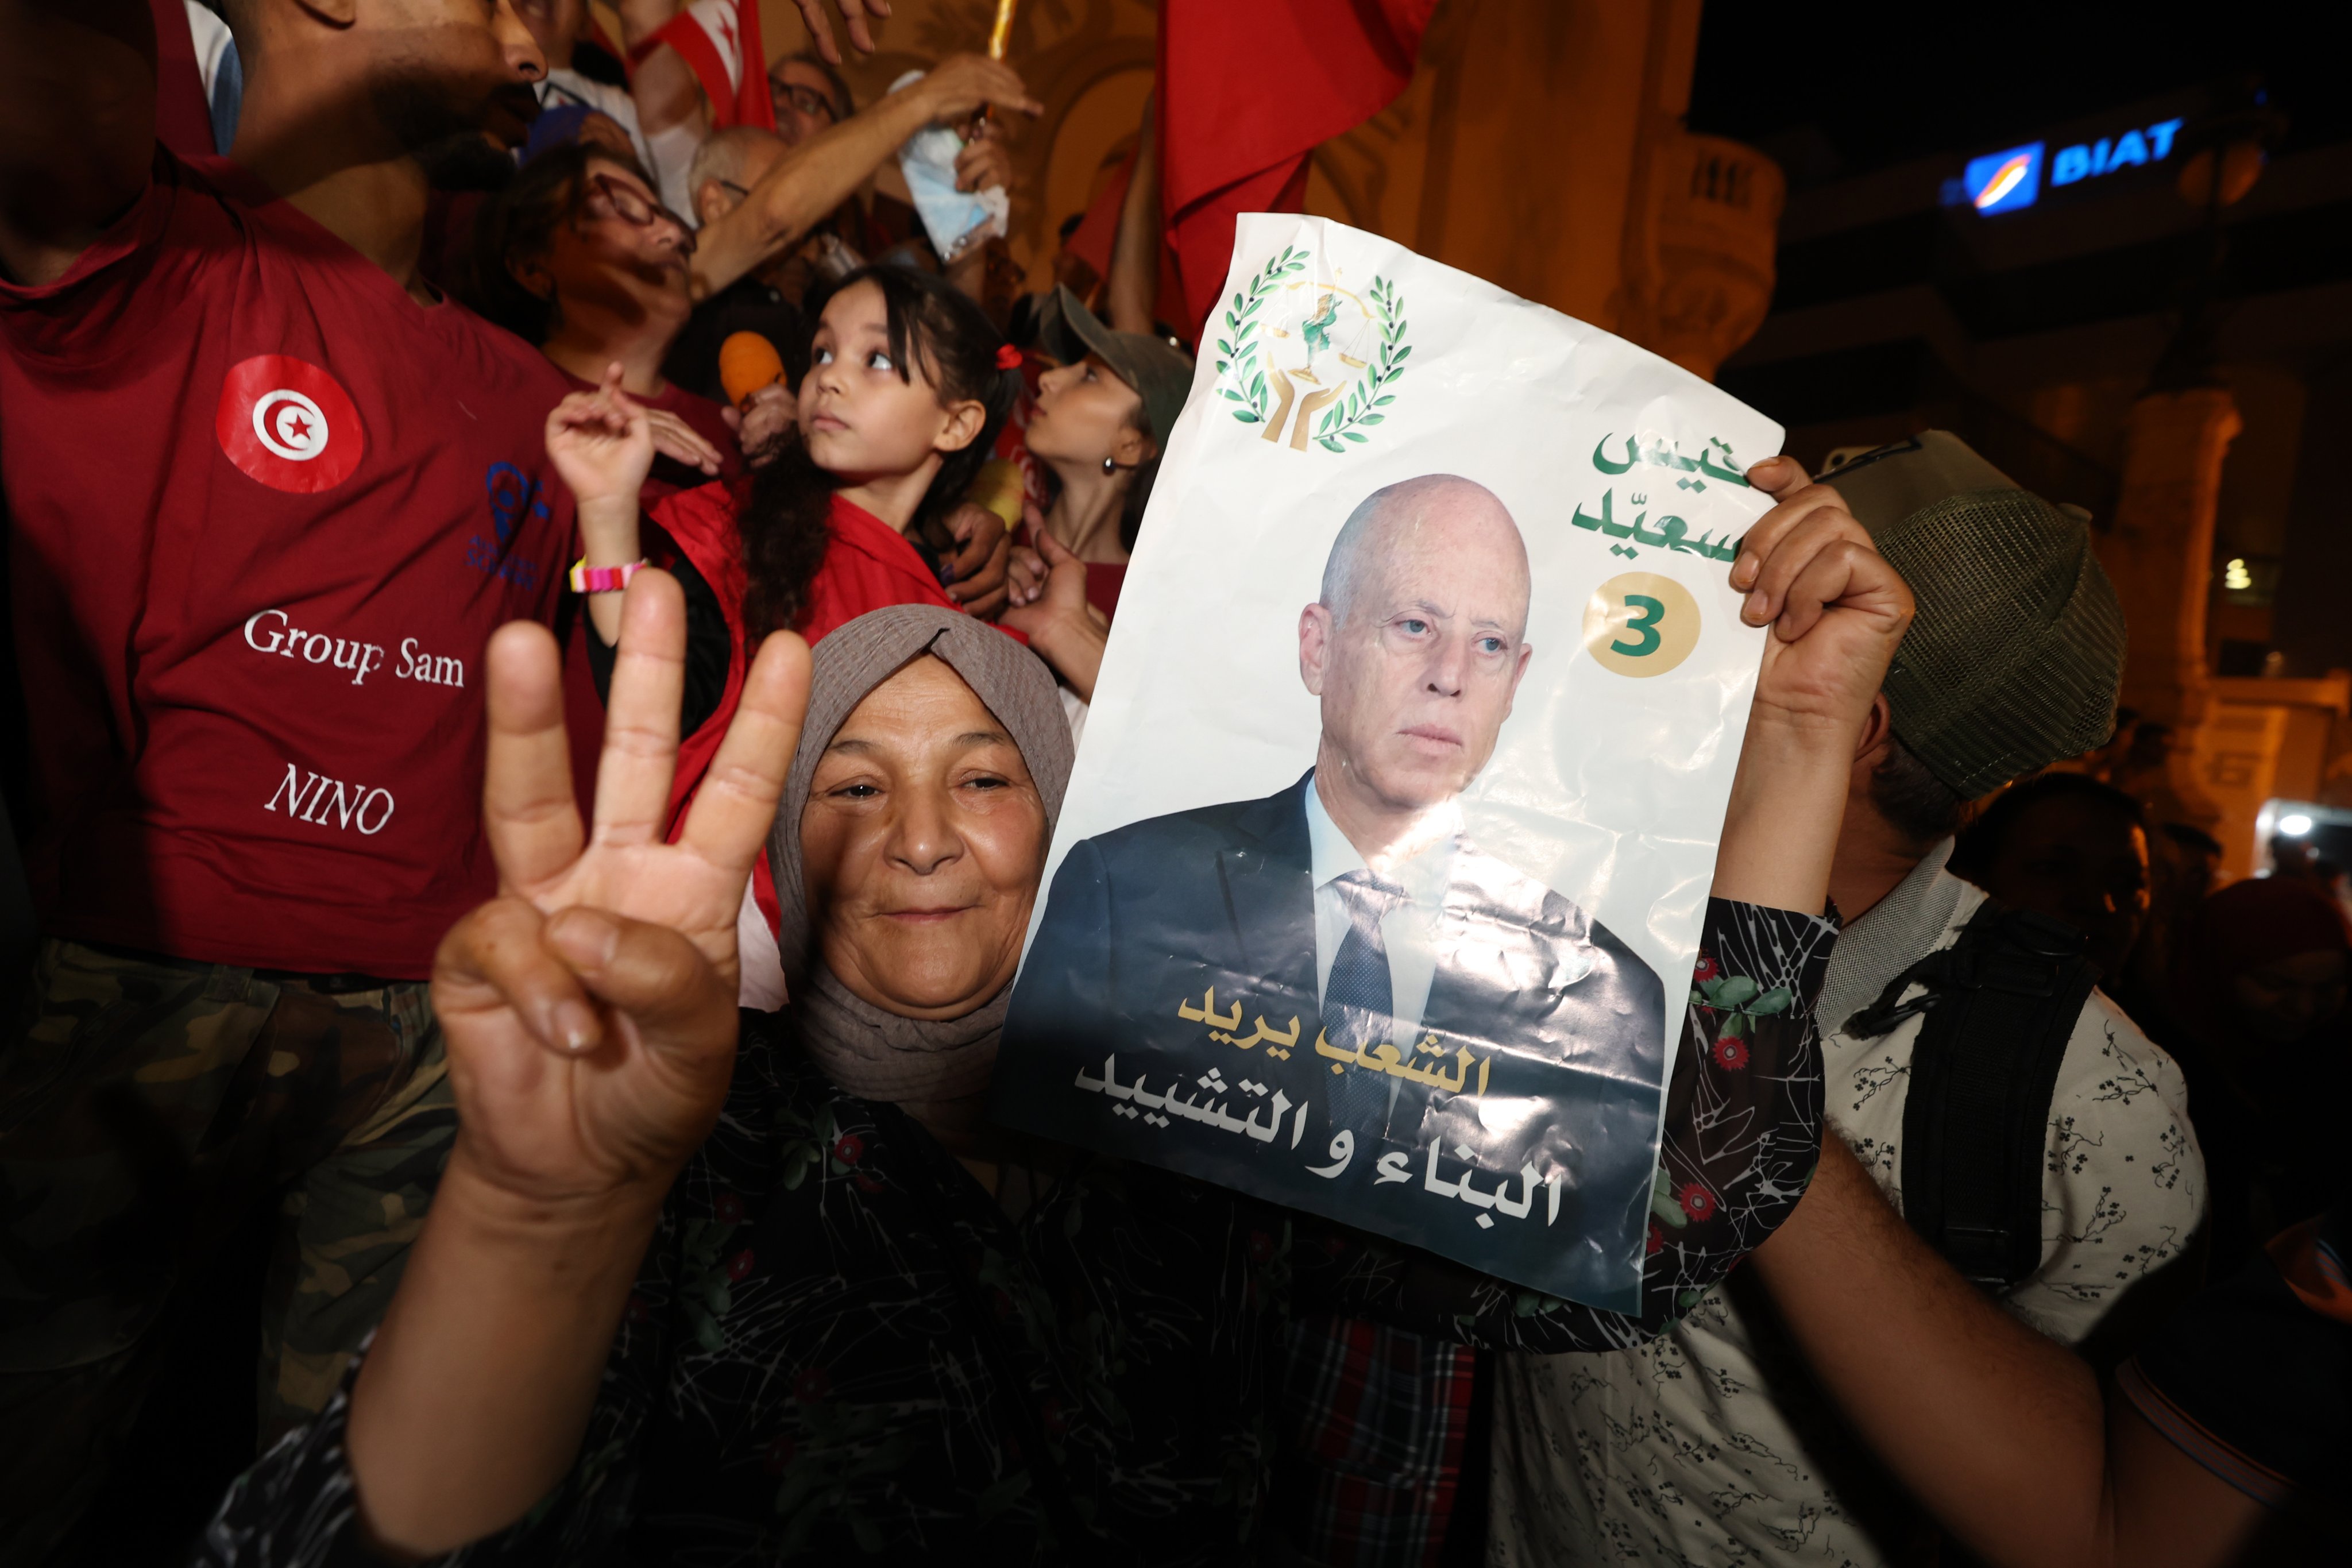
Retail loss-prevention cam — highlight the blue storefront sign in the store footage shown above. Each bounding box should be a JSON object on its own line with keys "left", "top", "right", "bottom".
{"left": 1945, "top": 117, "right": 2188, "bottom": 215}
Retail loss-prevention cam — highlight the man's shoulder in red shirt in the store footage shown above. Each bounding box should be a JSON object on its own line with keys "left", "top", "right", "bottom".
{"left": 0, "top": 145, "right": 577, "bottom": 979}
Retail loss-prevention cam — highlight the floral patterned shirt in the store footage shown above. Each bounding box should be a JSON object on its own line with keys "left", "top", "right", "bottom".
{"left": 192, "top": 899, "right": 1835, "bottom": 1567}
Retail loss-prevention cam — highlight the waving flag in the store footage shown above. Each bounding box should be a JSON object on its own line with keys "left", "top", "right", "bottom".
{"left": 635, "top": 0, "right": 777, "bottom": 132}
{"left": 1157, "top": 0, "right": 1438, "bottom": 342}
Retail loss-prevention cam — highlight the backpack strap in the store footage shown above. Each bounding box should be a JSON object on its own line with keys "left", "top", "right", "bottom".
{"left": 1848, "top": 901, "right": 2099, "bottom": 1288}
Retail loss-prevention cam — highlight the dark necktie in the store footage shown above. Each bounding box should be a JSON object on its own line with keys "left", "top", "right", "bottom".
{"left": 1323, "top": 870, "right": 1408, "bottom": 1129}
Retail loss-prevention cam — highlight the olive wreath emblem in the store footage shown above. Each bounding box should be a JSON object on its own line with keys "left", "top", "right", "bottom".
{"left": 1215, "top": 246, "right": 1409, "bottom": 453}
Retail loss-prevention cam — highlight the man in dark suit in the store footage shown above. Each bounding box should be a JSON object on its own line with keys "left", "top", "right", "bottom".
{"left": 997, "top": 474, "right": 1665, "bottom": 1303}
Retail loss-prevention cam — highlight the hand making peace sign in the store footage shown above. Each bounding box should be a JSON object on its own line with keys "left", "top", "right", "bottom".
{"left": 430, "top": 576, "right": 810, "bottom": 1206}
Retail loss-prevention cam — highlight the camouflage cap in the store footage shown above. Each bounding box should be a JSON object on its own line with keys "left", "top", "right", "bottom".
{"left": 1821, "top": 431, "right": 2125, "bottom": 798}
{"left": 1034, "top": 284, "right": 1194, "bottom": 455}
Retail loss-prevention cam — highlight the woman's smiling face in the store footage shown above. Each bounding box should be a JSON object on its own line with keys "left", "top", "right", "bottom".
{"left": 800, "top": 655, "right": 1049, "bottom": 1018}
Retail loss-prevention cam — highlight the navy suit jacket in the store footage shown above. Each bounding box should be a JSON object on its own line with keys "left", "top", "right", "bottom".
{"left": 995, "top": 771, "right": 1669, "bottom": 1307}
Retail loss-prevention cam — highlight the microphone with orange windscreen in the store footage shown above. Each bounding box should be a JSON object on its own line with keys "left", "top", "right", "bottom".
{"left": 719, "top": 331, "right": 786, "bottom": 410}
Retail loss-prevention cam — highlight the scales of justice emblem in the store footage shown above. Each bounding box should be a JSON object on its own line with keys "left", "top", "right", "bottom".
{"left": 1214, "top": 244, "right": 1409, "bottom": 454}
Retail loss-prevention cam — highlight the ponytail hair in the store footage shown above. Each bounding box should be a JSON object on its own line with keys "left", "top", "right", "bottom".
{"left": 740, "top": 264, "right": 1022, "bottom": 639}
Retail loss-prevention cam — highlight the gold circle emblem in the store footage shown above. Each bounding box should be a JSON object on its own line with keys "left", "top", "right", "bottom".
{"left": 1580, "top": 571, "right": 1702, "bottom": 678}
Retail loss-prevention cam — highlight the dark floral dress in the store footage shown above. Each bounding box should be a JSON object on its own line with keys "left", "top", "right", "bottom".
{"left": 194, "top": 899, "right": 1833, "bottom": 1567}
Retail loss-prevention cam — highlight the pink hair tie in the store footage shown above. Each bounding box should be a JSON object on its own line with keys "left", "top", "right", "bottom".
{"left": 994, "top": 342, "right": 1022, "bottom": 370}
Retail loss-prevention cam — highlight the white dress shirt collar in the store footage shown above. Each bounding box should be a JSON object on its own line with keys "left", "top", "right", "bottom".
{"left": 1303, "top": 771, "right": 1459, "bottom": 1041}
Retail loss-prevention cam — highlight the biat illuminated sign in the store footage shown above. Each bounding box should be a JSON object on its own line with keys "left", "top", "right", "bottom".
{"left": 1944, "top": 116, "right": 2187, "bottom": 215}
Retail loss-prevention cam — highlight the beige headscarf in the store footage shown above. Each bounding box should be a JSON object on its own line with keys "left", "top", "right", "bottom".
{"left": 769, "top": 606, "right": 1073, "bottom": 1136}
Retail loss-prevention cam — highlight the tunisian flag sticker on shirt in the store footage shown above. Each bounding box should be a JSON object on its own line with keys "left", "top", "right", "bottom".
{"left": 216, "top": 354, "right": 365, "bottom": 493}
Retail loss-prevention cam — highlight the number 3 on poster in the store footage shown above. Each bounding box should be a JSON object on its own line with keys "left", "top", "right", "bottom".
{"left": 1581, "top": 572, "right": 1701, "bottom": 678}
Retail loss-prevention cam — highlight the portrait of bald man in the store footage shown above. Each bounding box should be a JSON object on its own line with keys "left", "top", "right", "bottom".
{"left": 1000, "top": 476, "right": 1666, "bottom": 1290}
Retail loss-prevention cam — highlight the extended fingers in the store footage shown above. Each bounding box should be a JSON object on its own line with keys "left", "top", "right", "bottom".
{"left": 840, "top": 0, "right": 887, "bottom": 56}
{"left": 591, "top": 573, "right": 688, "bottom": 850}
{"left": 970, "top": 60, "right": 1043, "bottom": 117}
{"left": 677, "top": 631, "right": 810, "bottom": 883}
{"left": 484, "top": 621, "right": 585, "bottom": 893}
{"left": 798, "top": 0, "right": 886, "bottom": 61}
{"left": 645, "top": 411, "right": 723, "bottom": 474}
{"left": 437, "top": 897, "right": 604, "bottom": 1057}
{"left": 794, "top": 0, "right": 841, "bottom": 62}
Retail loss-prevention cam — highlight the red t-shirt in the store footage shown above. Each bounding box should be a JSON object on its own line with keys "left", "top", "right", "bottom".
{"left": 0, "top": 148, "right": 574, "bottom": 978}
{"left": 800, "top": 493, "right": 966, "bottom": 642}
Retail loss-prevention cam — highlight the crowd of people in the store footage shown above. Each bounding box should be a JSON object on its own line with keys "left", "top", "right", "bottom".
{"left": 0, "top": 1, "right": 2339, "bottom": 1565}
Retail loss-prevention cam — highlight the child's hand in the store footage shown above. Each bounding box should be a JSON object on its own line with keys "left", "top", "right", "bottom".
{"left": 642, "top": 410, "right": 723, "bottom": 478}
{"left": 546, "top": 364, "right": 654, "bottom": 511}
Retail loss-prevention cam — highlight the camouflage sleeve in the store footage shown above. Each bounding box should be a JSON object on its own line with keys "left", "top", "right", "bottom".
{"left": 1292, "top": 897, "right": 1836, "bottom": 1351}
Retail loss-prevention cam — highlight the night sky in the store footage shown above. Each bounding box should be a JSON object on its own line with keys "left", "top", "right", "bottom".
{"left": 1687, "top": 2, "right": 2351, "bottom": 182}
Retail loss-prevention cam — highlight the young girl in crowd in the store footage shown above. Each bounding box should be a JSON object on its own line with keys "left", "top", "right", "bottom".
{"left": 550, "top": 263, "right": 1025, "bottom": 831}
{"left": 553, "top": 265, "right": 1037, "bottom": 967}
{"left": 1010, "top": 285, "right": 1190, "bottom": 619}
{"left": 983, "top": 287, "right": 1195, "bottom": 703}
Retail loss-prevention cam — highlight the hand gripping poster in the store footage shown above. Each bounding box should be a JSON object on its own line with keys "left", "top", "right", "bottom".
{"left": 992, "top": 215, "right": 1784, "bottom": 1312}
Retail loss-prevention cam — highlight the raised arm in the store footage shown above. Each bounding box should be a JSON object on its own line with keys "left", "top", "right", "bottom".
{"left": 547, "top": 365, "right": 658, "bottom": 650}
{"left": 1748, "top": 1136, "right": 2269, "bottom": 1568}
{"left": 615, "top": 0, "right": 706, "bottom": 142}
{"left": 0, "top": 0, "right": 156, "bottom": 284}
{"left": 1104, "top": 92, "right": 1160, "bottom": 335}
{"left": 689, "top": 53, "right": 1039, "bottom": 298}
{"left": 1295, "top": 464, "right": 1900, "bottom": 1346}
{"left": 1712, "top": 455, "right": 1913, "bottom": 912}
{"left": 342, "top": 581, "right": 810, "bottom": 1558}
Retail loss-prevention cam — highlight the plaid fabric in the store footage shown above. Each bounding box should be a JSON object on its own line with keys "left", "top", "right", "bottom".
{"left": 1277, "top": 1315, "right": 1477, "bottom": 1568}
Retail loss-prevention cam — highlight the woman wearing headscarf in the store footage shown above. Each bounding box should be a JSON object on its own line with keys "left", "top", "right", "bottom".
{"left": 195, "top": 472, "right": 1912, "bottom": 1566}
{"left": 2164, "top": 876, "right": 2352, "bottom": 1274}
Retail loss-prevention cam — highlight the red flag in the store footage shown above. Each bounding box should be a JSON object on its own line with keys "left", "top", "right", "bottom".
{"left": 636, "top": 0, "right": 777, "bottom": 132}
{"left": 1157, "top": 0, "right": 1436, "bottom": 342}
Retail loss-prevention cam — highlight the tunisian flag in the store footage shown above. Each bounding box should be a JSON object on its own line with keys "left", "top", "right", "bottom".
{"left": 1157, "top": 0, "right": 1437, "bottom": 343}
{"left": 635, "top": 0, "right": 777, "bottom": 132}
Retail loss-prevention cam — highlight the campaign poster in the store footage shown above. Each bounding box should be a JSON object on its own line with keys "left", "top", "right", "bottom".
{"left": 992, "top": 214, "right": 1783, "bottom": 1312}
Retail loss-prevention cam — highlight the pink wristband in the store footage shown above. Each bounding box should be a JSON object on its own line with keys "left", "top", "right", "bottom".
{"left": 570, "top": 558, "right": 647, "bottom": 594}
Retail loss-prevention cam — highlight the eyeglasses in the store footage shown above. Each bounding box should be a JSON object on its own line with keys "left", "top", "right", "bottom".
{"left": 584, "top": 174, "right": 696, "bottom": 253}
{"left": 771, "top": 81, "right": 843, "bottom": 123}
